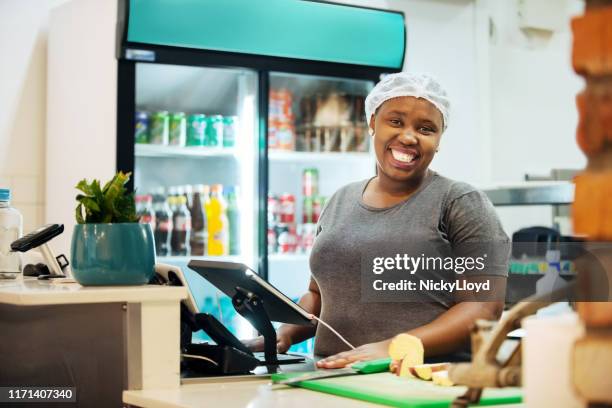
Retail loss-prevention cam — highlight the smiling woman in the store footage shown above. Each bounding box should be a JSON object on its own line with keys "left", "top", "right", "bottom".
{"left": 364, "top": 74, "right": 449, "bottom": 208}
{"left": 245, "top": 72, "right": 509, "bottom": 369}
{"left": 366, "top": 96, "right": 443, "bottom": 207}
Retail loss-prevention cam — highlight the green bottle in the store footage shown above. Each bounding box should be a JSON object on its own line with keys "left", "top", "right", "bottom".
{"left": 226, "top": 186, "right": 240, "bottom": 256}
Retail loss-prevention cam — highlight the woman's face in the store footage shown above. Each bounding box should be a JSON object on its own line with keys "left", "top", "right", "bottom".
{"left": 370, "top": 96, "right": 443, "bottom": 184}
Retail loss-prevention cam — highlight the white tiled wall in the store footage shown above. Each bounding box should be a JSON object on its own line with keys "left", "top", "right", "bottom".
{"left": 0, "top": 175, "right": 44, "bottom": 233}
{"left": 0, "top": 1, "right": 49, "bottom": 234}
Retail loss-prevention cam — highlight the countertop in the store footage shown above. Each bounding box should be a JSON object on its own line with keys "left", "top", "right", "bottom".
{"left": 0, "top": 277, "right": 187, "bottom": 305}
{"left": 123, "top": 376, "right": 525, "bottom": 408}
{"left": 125, "top": 377, "right": 381, "bottom": 408}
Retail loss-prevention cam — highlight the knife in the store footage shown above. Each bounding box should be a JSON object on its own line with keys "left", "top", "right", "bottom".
{"left": 274, "top": 358, "right": 392, "bottom": 385}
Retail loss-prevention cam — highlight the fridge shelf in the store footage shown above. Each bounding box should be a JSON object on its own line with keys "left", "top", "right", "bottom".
{"left": 135, "top": 144, "right": 237, "bottom": 159}
{"left": 268, "top": 150, "right": 371, "bottom": 162}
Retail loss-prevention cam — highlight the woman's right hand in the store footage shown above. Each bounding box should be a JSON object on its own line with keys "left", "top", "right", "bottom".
{"left": 242, "top": 332, "right": 292, "bottom": 353}
{"left": 242, "top": 279, "right": 320, "bottom": 354}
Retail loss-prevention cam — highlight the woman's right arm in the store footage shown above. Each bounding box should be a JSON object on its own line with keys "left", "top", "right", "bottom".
{"left": 245, "top": 277, "right": 321, "bottom": 352}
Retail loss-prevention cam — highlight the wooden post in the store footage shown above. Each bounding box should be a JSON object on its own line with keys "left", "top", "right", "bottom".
{"left": 571, "top": 1, "right": 612, "bottom": 404}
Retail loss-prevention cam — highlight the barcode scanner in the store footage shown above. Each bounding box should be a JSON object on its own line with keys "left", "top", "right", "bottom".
{"left": 11, "top": 224, "right": 68, "bottom": 279}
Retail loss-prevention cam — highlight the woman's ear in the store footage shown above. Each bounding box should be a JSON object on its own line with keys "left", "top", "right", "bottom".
{"left": 368, "top": 115, "right": 375, "bottom": 136}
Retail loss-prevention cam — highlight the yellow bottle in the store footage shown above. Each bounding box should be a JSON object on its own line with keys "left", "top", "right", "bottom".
{"left": 206, "top": 184, "right": 229, "bottom": 256}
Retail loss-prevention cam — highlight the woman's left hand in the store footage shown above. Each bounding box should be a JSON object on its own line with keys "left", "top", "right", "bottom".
{"left": 316, "top": 339, "right": 391, "bottom": 369}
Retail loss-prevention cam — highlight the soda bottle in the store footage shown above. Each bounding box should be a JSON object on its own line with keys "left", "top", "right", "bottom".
{"left": 189, "top": 185, "right": 207, "bottom": 256}
{"left": 183, "top": 185, "right": 193, "bottom": 209}
{"left": 167, "top": 186, "right": 178, "bottom": 212}
{"left": 206, "top": 184, "right": 229, "bottom": 256}
{"left": 154, "top": 194, "right": 173, "bottom": 257}
{"left": 137, "top": 194, "right": 156, "bottom": 231}
{"left": 279, "top": 193, "right": 296, "bottom": 223}
{"left": 267, "top": 194, "right": 280, "bottom": 224}
{"left": 135, "top": 194, "right": 143, "bottom": 215}
{"left": 171, "top": 196, "right": 191, "bottom": 256}
{"left": 176, "top": 185, "right": 185, "bottom": 204}
{"left": 226, "top": 186, "right": 240, "bottom": 256}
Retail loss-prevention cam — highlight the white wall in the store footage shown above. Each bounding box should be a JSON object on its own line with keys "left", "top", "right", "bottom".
{"left": 46, "top": 0, "right": 118, "bottom": 254}
{"left": 487, "top": 0, "right": 586, "bottom": 182}
{"left": 0, "top": 1, "right": 50, "bottom": 233}
{"left": 337, "top": 0, "right": 486, "bottom": 185}
{"left": 484, "top": 0, "right": 585, "bottom": 236}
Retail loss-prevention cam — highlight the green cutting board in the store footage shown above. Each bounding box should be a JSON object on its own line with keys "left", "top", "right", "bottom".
{"left": 271, "top": 372, "right": 522, "bottom": 408}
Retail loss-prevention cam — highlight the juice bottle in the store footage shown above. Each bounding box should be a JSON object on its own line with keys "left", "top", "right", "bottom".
{"left": 206, "top": 184, "right": 229, "bottom": 256}
{"left": 226, "top": 186, "right": 240, "bottom": 256}
{"left": 201, "top": 185, "right": 211, "bottom": 254}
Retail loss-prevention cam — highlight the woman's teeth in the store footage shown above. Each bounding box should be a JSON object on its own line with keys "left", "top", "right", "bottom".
{"left": 391, "top": 149, "right": 416, "bottom": 163}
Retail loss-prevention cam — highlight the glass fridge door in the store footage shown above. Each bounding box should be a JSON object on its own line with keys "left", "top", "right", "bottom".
{"left": 133, "top": 62, "right": 259, "bottom": 340}
{"left": 267, "top": 72, "right": 375, "bottom": 351}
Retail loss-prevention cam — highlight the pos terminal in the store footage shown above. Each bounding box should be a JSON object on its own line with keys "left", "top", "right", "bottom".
{"left": 157, "top": 260, "right": 315, "bottom": 376}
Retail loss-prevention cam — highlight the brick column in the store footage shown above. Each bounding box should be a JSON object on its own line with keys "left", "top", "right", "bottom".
{"left": 571, "top": 1, "right": 612, "bottom": 404}
{"left": 572, "top": 0, "right": 612, "bottom": 326}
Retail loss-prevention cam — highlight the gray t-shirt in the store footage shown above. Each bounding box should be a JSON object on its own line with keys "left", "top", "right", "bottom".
{"left": 309, "top": 170, "right": 509, "bottom": 357}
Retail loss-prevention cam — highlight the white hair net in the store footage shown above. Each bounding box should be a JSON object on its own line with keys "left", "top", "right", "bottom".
{"left": 365, "top": 72, "right": 450, "bottom": 131}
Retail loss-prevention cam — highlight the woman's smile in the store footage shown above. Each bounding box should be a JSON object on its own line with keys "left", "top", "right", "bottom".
{"left": 388, "top": 146, "right": 420, "bottom": 170}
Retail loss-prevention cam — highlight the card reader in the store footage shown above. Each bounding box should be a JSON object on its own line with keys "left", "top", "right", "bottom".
{"left": 11, "top": 224, "right": 67, "bottom": 278}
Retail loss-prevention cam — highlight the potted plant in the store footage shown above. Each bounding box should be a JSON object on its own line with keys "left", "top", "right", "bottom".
{"left": 70, "top": 171, "right": 155, "bottom": 286}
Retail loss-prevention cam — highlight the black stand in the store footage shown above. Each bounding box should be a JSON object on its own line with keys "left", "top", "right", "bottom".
{"left": 178, "top": 286, "right": 304, "bottom": 376}
{"left": 232, "top": 286, "right": 279, "bottom": 373}
{"left": 179, "top": 303, "right": 259, "bottom": 376}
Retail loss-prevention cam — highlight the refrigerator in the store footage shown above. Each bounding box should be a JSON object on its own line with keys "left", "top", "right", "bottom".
{"left": 48, "top": 0, "right": 405, "bottom": 350}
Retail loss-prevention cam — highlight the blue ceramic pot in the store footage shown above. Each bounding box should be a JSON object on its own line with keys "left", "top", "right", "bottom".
{"left": 71, "top": 223, "right": 155, "bottom": 286}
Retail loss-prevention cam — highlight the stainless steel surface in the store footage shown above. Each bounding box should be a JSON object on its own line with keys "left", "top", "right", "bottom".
{"left": 484, "top": 183, "right": 574, "bottom": 206}
{"left": 524, "top": 168, "right": 580, "bottom": 182}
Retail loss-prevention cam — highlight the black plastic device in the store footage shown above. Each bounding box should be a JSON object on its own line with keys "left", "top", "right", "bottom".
{"left": 182, "top": 343, "right": 259, "bottom": 376}
{"left": 155, "top": 263, "right": 306, "bottom": 376}
{"left": 11, "top": 224, "right": 67, "bottom": 278}
{"left": 188, "top": 260, "right": 313, "bottom": 372}
{"left": 194, "top": 313, "right": 305, "bottom": 365}
{"left": 194, "top": 313, "right": 253, "bottom": 355}
{"left": 11, "top": 224, "right": 64, "bottom": 252}
{"left": 187, "top": 260, "right": 314, "bottom": 326}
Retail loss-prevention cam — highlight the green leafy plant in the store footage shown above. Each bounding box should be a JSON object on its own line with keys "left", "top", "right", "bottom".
{"left": 75, "top": 171, "right": 139, "bottom": 224}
